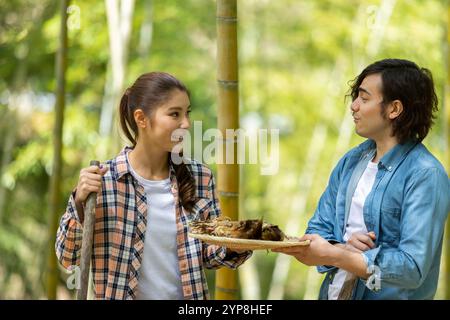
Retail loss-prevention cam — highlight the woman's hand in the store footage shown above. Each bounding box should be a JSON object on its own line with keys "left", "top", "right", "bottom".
{"left": 224, "top": 248, "right": 252, "bottom": 259}
{"left": 74, "top": 164, "right": 108, "bottom": 205}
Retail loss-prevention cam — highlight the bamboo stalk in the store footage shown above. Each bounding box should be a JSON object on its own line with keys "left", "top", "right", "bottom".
{"left": 215, "top": 0, "right": 240, "bottom": 300}
{"left": 46, "top": 0, "right": 70, "bottom": 300}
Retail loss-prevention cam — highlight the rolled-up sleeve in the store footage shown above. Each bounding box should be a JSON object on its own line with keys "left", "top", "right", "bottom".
{"left": 203, "top": 245, "right": 252, "bottom": 270}
{"left": 55, "top": 190, "right": 83, "bottom": 270}
{"left": 306, "top": 157, "right": 346, "bottom": 273}
{"left": 362, "top": 168, "right": 450, "bottom": 290}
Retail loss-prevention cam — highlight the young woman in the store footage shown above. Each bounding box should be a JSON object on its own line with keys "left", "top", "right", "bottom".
{"left": 56, "top": 72, "right": 251, "bottom": 300}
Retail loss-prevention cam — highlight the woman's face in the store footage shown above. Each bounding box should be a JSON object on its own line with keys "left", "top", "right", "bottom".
{"left": 141, "top": 89, "right": 191, "bottom": 153}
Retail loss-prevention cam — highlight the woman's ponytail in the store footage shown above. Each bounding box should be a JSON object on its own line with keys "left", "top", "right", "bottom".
{"left": 119, "top": 89, "right": 137, "bottom": 146}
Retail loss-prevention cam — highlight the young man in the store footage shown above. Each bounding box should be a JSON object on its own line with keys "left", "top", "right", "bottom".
{"left": 274, "top": 59, "right": 450, "bottom": 300}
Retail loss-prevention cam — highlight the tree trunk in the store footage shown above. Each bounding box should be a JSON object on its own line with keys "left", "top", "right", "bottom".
{"left": 99, "top": 0, "right": 134, "bottom": 157}
{"left": 215, "top": 0, "right": 240, "bottom": 300}
{"left": 138, "top": 0, "right": 153, "bottom": 70}
{"left": 0, "top": 38, "right": 29, "bottom": 222}
{"left": 46, "top": 0, "right": 70, "bottom": 300}
{"left": 0, "top": 109, "right": 17, "bottom": 223}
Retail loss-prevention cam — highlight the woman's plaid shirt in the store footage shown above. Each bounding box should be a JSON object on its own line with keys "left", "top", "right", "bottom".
{"left": 55, "top": 147, "right": 251, "bottom": 299}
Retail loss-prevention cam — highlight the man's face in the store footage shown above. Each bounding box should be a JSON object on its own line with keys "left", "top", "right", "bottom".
{"left": 350, "top": 73, "right": 392, "bottom": 141}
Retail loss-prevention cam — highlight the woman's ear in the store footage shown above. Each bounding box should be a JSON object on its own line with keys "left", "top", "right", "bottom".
{"left": 133, "top": 109, "right": 148, "bottom": 128}
{"left": 388, "top": 100, "right": 403, "bottom": 120}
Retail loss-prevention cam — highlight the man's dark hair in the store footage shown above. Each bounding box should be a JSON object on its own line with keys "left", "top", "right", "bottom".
{"left": 349, "top": 58, "right": 438, "bottom": 143}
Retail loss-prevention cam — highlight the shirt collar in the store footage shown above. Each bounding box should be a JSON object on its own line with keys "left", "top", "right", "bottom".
{"left": 113, "top": 146, "right": 132, "bottom": 181}
{"left": 378, "top": 139, "right": 418, "bottom": 171}
{"left": 357, "top": 139, "right": 418, "bottom": 172}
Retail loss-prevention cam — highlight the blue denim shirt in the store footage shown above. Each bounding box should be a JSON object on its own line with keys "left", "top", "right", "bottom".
{"left": 306, "top": 139, "right": 450, "bottom": 300}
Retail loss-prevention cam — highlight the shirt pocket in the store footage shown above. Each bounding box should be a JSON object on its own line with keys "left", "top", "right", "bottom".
{"left": 379, "top": 205, "right": 402, "bottom": 245}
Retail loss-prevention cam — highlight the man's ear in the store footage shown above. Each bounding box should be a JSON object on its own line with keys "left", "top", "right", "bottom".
{"left": 133, "top": 109, "right": 148, "bottom": 128}
{"left": 388, "top": 100, "right": 403, "bottom": 120}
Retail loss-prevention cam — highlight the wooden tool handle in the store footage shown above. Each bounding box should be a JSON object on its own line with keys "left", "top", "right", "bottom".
{"left": 77, "top": 160, "right": 100, "bottom": 300}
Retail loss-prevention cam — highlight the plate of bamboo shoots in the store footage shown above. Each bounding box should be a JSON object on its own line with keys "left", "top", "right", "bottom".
{"left": 188, "top": 216, "right": 310, "bottom": 251}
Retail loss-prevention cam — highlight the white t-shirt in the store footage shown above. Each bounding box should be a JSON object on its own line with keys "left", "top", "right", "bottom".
{"left": 127, "top": 157, "right": 183, "bottom": 300}
{"left": 328, "top": 160, "right": 378, "bottom": 300}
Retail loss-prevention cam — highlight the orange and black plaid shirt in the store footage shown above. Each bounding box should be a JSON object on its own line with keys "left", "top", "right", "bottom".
{"left": 56, "top": 147, "right": 251, "bottom": 299}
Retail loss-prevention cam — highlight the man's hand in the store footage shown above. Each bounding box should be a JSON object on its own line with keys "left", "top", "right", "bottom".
{"left": 272, "top": 234, "right": 371, "bottom": 278}
{"left": 345, "top": 231, "right": 376, "bottom": 252}
{"left": 272, "top": 234, "right": 336, "bottom": 266}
